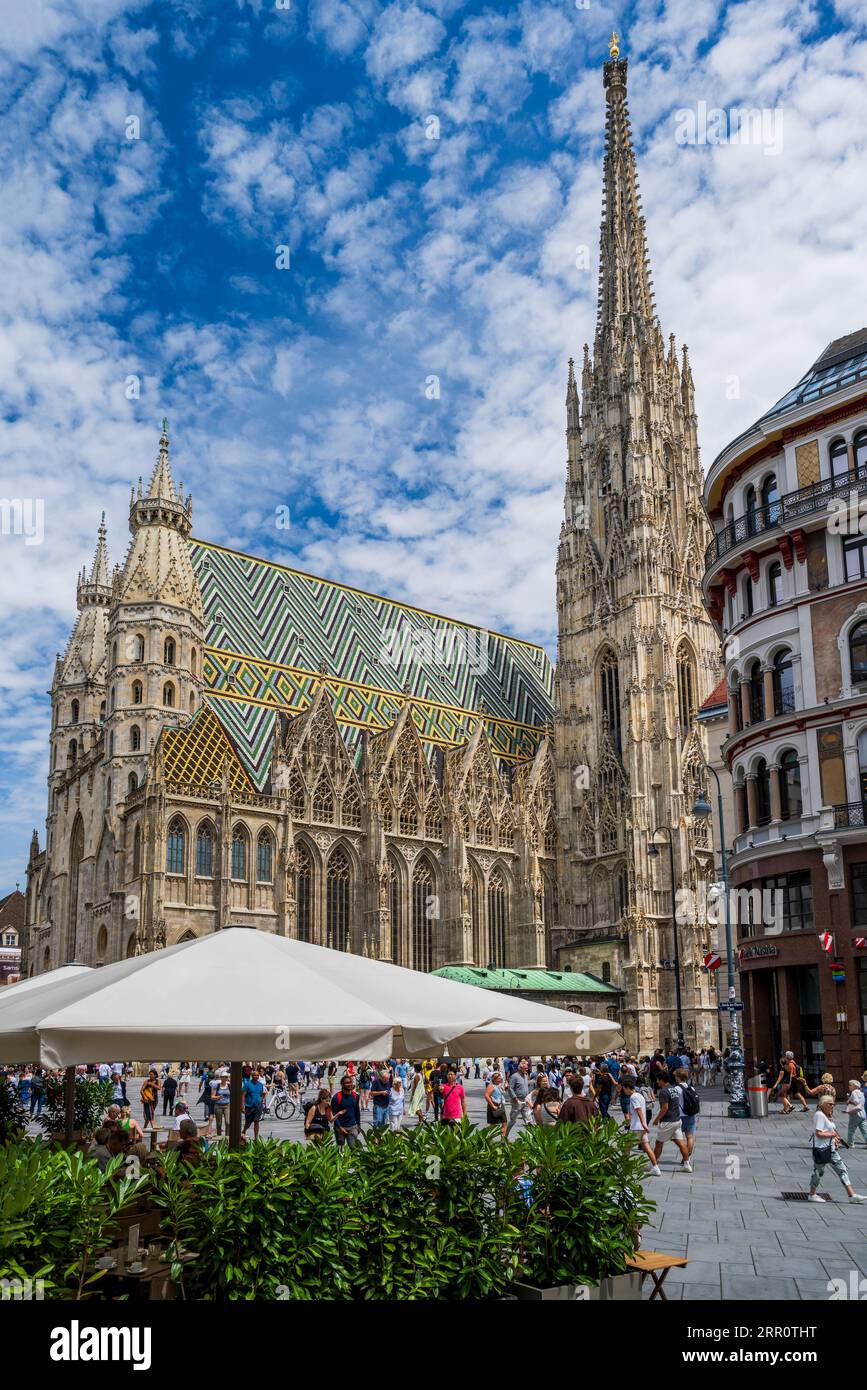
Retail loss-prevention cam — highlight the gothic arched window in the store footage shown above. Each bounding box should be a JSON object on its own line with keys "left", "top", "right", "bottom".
{"left": 599, "top": 648, "right": 621, "bottom": 753}
{"left": 296, "top": 842, "right": 313, "bottom": 942}
{"left": 230, "top": 824, "right": 248, "bottom": 880}
{"left": 164, "top": 637, "right": 176, "bottom": 666}
{"left": 326, "top": 849, "right": 351, "bottom": 952}
{"left": 163, "top": 682, "right": 175, "bottom": 708}
{"left": 257, "top": 829, "right": 274, "bottom": 883}
{"left": 196, "top": 821, "right": 214, "bottom": 876}
{"left": 133, "top": 634, "right": 145, "bottom": 662}
{"left": 399, "top": 795, "right": 419, "bottom": 837}
{"left": 312, "top": 774, "right": 334, "bottom": 823}
{"left": 425, "top": 804, "right": 443, "bottom": 841}
{"left": 342, "top": 783, "right": 362, "bottom": 828}
{"left": 69, "top": 739, "right": 78, "bottom": 765}
{"left": 132, "top": 825, "right": 141, "bottom": 878}
{"left": 166, "top": 817, "right": 186, "bottom": 875}
{"left": 127, "top": 772, "right": 137, "bottom": 794}
{"left": 487, "top": 867, "right": 508, "bottom": 968}
{"left": 476, "top": 808, "right": 494, "bottom": 846}
{"left": 387, "top": 855, "right": 401, "bottom": 965}
{"left": 71, "top": 699, "right": 79, "bottom": 724}
{"left": 676, "top": 643, "right": 696, "bottom": 734}
{"left": 132, "top": 680, "right": 143, "bottom": 704}
{"left": 130, "top": 725, "right": 141, "bottom": 751}
{"left": 412, "top": 859, "right": 435, "bottom": 972}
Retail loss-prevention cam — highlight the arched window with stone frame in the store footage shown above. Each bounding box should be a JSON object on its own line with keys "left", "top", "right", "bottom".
{"left": 779, "top": 749, "right": 802, "bottom": 821}
{"left": 312, "top": 773, "right": 334, "bottom": 823}
{"left": 475, "top": 804, "right": 494, "bottom": 846}
{"left": 196, "top": 820, "right": 215, "bottom": 877}
{"left": 598, "top": 647, "right": 622, "bottom": 754}
{"left": 487, "top": 866, "right": 509, "bottom": 968}
{"left": 326, "top": 847, "right": 352, "bottom": 952}
{"left": 132, "top": 825, "right": 141, "bottom": 878}
{"left": 342, "top": 781, "right": 362, "bottom": 828}
{"left": 424, "top": 798, "right": 443, "bottom": 841}
{"left": 399, "top": 793, "right": 419, "bottom": 837}
{"left": 230, "top": 824, "right": 249, "bottom": 880}
{"left": 256, "top": 829, "right": 274, "bottom": 883}
{"left": 166, "top": 817, "right": 186, "bottom": 875}
{"left": 387, "top": 854, "right": 402, "bottom": 965}
{"left": 378, "top": 789, "right": 394, "bottom": 832}
{"left": 675, "top": 640, "right": 697, "bottom": 736}
{"left": 411, "top": 857, "right": 436, "bottom": 972}
{"left": 295, "top": 841, "right": 313, "bottom": 943}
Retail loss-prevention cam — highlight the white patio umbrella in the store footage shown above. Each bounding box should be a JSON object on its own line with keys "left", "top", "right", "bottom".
{"left": 22, "top": 928, "right": 622, "bottom": 1067}
{"left": 0, "top": 965, "right": 93, "bottom": 1061}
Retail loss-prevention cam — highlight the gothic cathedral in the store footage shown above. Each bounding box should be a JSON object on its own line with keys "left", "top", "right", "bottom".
{"left": 23, "top": 47, "right": 720, "bottom": 1053}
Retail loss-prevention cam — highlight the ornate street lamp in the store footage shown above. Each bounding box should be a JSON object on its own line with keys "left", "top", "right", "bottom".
{"left": 648, "top": 826, "right": 685, "bottom": 1055}
{"left": 691, "top": 769, "right": 750, "bottom": 1118}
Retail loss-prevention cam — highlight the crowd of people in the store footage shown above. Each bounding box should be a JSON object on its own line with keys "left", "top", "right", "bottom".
{"left": 4, "top": 1045, "right": 867, "bottom": 1200}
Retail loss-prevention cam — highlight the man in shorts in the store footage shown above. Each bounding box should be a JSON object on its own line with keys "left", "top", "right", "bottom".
{"left": 621, "top": 1076, "right": 661, "bottom": 1175}
{"left": 653, "top": 1069, "right": 692, "bottom": 1172}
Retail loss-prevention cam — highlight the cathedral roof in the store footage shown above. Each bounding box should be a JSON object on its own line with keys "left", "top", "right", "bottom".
{"left": 188, "top": 539, "right": 554, "bottom": 790}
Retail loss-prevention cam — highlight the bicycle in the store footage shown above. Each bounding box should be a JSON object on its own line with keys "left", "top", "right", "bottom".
{"left": 265, "top": 1086, "right": 313, "bottom": 1121}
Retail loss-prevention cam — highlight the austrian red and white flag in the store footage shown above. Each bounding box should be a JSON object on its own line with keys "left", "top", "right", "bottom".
{"left": 703, "top": 951, "right": 722, "bottom": 971}
{"left": 818, "top": 932, "right": 834, "bottom": 953}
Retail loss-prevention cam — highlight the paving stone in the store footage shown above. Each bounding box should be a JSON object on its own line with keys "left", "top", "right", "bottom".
{"left": 720, "top": 1273, "right": 800, "bottom": 1300}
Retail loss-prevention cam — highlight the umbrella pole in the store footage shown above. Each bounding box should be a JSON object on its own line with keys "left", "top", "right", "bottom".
{"left": 228, "top": 1062, "right": 243, "bottom": 1149}
{"left": 64, "top": 1066, "right": 76, "bottom": 1146}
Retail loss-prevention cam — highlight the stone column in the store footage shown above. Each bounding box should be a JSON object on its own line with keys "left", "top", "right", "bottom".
{"left": 762, "top": 666, "right": 775, "bottom": 720}
{"left": 727, "top": 687, "right": 740, "bottom": 735}
{"left": 746, "top": 776, "right": 758, "bottom": 828}
{"left": 740, "top": 679, "right": 751, "bottom": 728}
{"left": 770, "top": 765, "right": 783, "bottom": 822}
{"left": 734, "top": 783, "right": 747, "bottom": 834}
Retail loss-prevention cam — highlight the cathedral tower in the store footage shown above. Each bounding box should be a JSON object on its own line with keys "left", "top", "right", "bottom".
{"left": 552, "top": 39, "right": 721, "bottom": 1052}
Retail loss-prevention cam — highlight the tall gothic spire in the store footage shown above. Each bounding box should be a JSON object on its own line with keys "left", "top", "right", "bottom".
{"left": 147, "top": 418, "right": 178, "bottom": 502}
{"left": 596, "top": 38, "right": 656, "bottom": 354}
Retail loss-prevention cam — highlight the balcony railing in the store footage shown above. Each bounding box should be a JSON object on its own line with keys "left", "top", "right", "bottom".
{"left": 834, "top": 800, "right": 867, "bottom": 829}
{"left": 706, "top": 462, "right": 867, "bottom": 567}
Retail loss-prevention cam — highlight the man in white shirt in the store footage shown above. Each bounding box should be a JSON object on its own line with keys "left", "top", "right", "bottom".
{"left": 98, "top": 1062, "right": 110, "bottom": 1081}
{"left": 621, "top": 1077, "right": 661, "bottom": 1175}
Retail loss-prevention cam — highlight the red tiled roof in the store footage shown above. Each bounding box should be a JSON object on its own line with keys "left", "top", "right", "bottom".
{"left": 699, "top": 677, "right": 728, "bottom": 711}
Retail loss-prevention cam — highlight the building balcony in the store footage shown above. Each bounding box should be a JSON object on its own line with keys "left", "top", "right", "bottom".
{"left": 833, "top": 800, "right": 867, "bottom": 830}
{"left": 705, "top": 461, "right": 867, "bottom": 568}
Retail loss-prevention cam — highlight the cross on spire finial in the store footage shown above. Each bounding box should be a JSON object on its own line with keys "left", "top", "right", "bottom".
{"left": 609, "top": 31, "right": 620, "bottom": 60}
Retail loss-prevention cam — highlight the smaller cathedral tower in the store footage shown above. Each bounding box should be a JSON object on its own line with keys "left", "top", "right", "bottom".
{"left": 104, "top": 421, "right": 205, "bottom": 812}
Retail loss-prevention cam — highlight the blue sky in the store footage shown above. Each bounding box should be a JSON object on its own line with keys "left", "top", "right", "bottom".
{"left": 0, "top": 0, "right": 865, "bottom": 892}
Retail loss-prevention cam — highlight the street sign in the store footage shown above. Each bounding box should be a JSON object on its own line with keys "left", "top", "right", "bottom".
{"left": 703, "top": 950, "right": 721, "bottom": 971}
{"left": 718, "top": 1001, "right": 744, "bottom": 1011}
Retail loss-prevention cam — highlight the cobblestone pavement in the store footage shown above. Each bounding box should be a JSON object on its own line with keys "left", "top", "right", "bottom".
{"left": 32, "top": 1073, "right": 867, "bottom": 1301}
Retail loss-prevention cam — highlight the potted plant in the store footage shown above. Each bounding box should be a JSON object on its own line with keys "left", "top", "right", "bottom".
{"left": 510, "top": 1120, "right": 654, "bottom": 1300}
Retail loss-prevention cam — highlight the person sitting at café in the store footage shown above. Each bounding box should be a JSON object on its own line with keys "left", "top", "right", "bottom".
{"left": 91, "top": 1126, "right": 132, "bottom": 1172}
{"left": 176, "top": 1118, "right": 203, "bottom": 1166}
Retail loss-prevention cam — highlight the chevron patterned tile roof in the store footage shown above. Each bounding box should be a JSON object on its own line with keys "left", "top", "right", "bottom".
{"left": 186, "top": 540, "right": 554, "bottom": 790}
{"left": 162, "top": 705, "right": 253, "bottom": 793}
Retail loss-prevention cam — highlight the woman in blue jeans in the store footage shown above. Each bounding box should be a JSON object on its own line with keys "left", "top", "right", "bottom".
{"left": 595, "top": 1064, "right": 614, "bottom": 1117}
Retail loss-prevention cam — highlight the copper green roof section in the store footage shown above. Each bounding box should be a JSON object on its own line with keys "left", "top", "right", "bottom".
{"left": 189, "top": 538, "right": 555, "bottom": 788}
{"left": 431, "top": 966, "right": 622, "bottom": 994}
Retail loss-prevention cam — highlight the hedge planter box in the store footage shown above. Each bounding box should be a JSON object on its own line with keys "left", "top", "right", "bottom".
{"left": 512, "top": 1271, "right": 643, "bottom": 1301}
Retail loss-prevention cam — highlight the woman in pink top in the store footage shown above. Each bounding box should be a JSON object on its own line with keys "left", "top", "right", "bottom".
{"left": 439, "top": 1069, "right": 467, "bottom": 1125}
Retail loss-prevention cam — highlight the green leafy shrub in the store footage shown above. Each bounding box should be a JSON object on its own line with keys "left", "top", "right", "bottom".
{"left": 37, "top": 1074, "right": 113, "bottom": 1140}
{"left": 510, "top": 1118, "right": 654, "bottom": 1288}
{"left": 0, "top": 1120, "right": 654, "bottom": 1299}
{"left": 0, "top": 1077, "right": 28, "bottom": 1144}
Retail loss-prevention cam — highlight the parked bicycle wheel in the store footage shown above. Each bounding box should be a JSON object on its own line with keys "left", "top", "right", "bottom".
{"left": 275, "top": 1095, "right": 293, "bottom": 1120}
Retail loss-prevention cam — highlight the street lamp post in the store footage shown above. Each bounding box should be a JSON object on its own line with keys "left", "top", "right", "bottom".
{"left": 691, "top": 764, "right": 750, "bottom": 1119}
{"left": 648, "top": 825, "right": 685, "bottom": 1055}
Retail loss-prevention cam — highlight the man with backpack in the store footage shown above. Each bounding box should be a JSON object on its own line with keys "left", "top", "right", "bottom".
{"left": 331, "top": 1074, "right": 362, "bottom": 1149}
{"left": 673, "top": 1065, "right": 700, "bottom": 1163}
{"left": 652, "top": 1069, "right": 693, "bottom": 1172}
